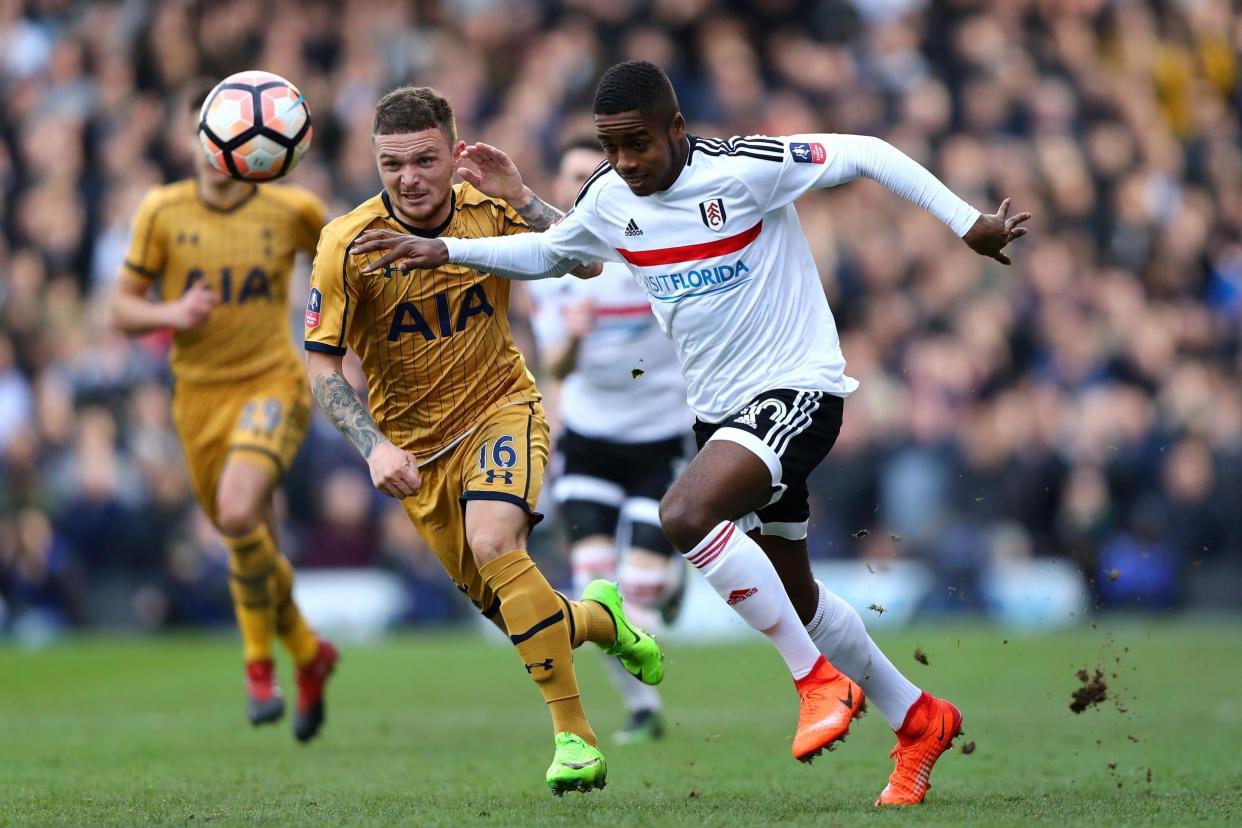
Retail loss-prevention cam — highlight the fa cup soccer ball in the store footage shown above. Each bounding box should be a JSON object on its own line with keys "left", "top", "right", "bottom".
{"left": 198, "top": 70, "right": 312, "bottom": 181}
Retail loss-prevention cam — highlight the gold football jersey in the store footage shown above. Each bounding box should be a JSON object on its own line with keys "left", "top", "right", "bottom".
{"left": 123, "top": 180, "right": 326, "bottom": 383}
{"left": 305, "top": 182, "right": 540, "bottom": 458}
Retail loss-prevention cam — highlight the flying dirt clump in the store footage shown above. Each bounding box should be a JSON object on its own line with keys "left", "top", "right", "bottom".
{"left": 1069, "top": 668, "right": 1108, "bottom": 713}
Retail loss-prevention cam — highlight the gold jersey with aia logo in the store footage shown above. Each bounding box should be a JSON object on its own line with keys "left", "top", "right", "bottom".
{"left": 305, "top": 182, "right": 541, "bottom": 461}
{"left": 306, "top": 182, "right": 548, "bottom": 615}
{"left": 123, "top": 180, "right": 326, "bottom": 383}
{"left": 122, "top": 180, "right": 326, "bottom": 515}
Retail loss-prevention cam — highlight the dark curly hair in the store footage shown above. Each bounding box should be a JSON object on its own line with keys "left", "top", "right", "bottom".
{"left": 592, "top": 60, "right": 679, "bottom": 123}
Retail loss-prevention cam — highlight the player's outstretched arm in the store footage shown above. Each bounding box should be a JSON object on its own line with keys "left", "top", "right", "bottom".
{"left": 812, "top": 134, "right": 1030, "bottom": 264}
{"left": 350, "top": 229, "right": 585, "bottom": 281}
{"left": 109, "top": 278, "right": 218, "bottom": 335}
{"left": 457, "top": 142, "right": 601, "bottom": 278}
{"left": 306, "top": 350, "right": 421, "bottom": 499}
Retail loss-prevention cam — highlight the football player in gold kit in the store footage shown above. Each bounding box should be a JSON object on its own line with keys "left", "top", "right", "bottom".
{"left": 304, "top": 86, "right": 663, "bottom": 794}
{"left": 109, "top": 92, "right": 338, "bottom": 742}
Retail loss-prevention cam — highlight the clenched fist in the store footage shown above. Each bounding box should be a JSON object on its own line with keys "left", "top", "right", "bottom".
{"left": 173, "top": 281, "right": 219, "bottom": 330}
{"left": 367, "top": 440, "right": 421, "bottom": 499}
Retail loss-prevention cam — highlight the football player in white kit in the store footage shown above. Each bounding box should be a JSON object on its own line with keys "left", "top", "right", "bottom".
{"left": 351, "top": 61, "right": 1030, "bottom": 805}
{"left": 531, "top": 137, "right": 692, "bottom": 743}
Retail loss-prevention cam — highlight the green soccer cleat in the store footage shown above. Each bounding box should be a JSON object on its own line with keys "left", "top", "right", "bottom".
{"left": 546, "top": 732, "right": 608, "bottom": 796}
{"left": 582, "top": 580, "right": 665, "bottom": 686}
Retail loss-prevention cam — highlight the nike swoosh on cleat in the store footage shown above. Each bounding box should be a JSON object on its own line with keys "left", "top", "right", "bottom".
{"left": 562, "top": 759, "right": 601, "bottom": 770}
{"left": 618, "top": 619, "right": 641, "bottom": 646}
{"left": 937, "top": 716, "right": 945, "bottom": 742}
{"left": 839, "top": 686, "right": 854, "bottom": 709}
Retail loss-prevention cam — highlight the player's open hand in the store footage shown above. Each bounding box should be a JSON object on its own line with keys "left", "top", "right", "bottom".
{"left": 963, "top": 198, "right": 1032, "bottom": 266}
{"left": 367, "top": 439, "right": 421, "bottom": 499}
{"left": 351, "top": 230, "right": 449, "bottom": 274}
{"left": 456, "top": 142, "right": 525, "bottom": 204}
{"left": 173, "top": 280, "right": 219, "bottom": 329}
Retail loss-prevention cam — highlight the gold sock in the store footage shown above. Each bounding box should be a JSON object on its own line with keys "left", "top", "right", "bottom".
{"left": 224, "top": 525, "right": 278, "bottom": 663}
{"left": 273, "top": 553, "right": 319, "bottom": 666}
{"left": 554, "top": 592, "right": 617, "bottom": 649}
{"left": 481, "top": 549, "right": 597, "bottom": 745}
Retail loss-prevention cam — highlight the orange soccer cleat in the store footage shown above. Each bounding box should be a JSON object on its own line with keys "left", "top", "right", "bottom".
{"left": 791, "top": 655, "right": 866, "bottom": 762}
{"left": 875, "top": 692, "right": 963, "bottom": 806}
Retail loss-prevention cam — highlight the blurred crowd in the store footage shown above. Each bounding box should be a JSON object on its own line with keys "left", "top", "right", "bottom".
{"left": 1, "top": 0, "right": 1240, "bottom": 638}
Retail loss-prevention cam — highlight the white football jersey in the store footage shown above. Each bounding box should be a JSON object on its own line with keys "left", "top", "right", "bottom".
{"left": 445, "top": 133, "right": 980, "bottom": 422}
{"left": 528, "top": 262, "right": 690, "bottom": 442}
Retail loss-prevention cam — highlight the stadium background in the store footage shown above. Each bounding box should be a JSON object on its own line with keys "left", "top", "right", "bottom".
{"left": 1, "top": 0, "right": 1240, "bottom": 644}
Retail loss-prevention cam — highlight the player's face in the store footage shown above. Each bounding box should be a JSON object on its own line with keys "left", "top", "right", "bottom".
{"left": 594, "top": 110, "right": 686, "bottom": 196}
{"left": 188, "top": 132, "right": 231, "bottom": 184}
{"left": 554, "top": 147, "right": 606, "bottom": 206}
{"left": 373, "top": 128, "right": 464, "bottom": 227}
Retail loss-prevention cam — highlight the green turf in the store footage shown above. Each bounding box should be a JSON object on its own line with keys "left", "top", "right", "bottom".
{"left": 1, "top": 621, "right": 1239, "bottom": 826}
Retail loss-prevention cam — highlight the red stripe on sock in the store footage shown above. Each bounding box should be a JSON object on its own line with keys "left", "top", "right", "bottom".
{"left": 692, "top": 545, "right": 725, "bottom": 569}
{"left": 687, "top": 523, "right": 734, "bottom": 568}
{"left": 686, "top": 524, "right": 731, "bottom": 565}
{"left": 686, "top": 524, "right": 731, "bottom": 563}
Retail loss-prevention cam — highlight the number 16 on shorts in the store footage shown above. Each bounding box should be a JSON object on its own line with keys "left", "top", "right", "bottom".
{"left": 478, "top": 435, "right": 518, "bottom": 486}
{"left": 460, "top": 403, "right": 548, "bottom": 516}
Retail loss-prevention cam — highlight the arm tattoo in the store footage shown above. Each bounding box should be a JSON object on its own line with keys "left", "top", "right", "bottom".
{"left": 514, "top": 193, "right": 563, "bottom": 232}
{"left": 311, "top": 370, "right": 385, "bottom": 459}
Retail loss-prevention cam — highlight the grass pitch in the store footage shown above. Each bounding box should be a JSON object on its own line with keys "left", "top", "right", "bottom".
{"left": 1, "top": 621, "right": 1239, "bottom": 826}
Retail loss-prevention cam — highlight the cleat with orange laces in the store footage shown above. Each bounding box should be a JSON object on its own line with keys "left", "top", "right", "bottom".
{"left": 875, "top": 692, "right": 962, "bottom": 805}
{"left": 294, "top": 640, "right": 339, "bottom": 743}
{"left": 792, "top": 655, "right": 866, "bottom": 762}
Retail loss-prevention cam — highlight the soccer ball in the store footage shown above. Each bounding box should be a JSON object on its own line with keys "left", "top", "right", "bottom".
{"left": 197, "top": 70, "right": 312, "bottom": 181}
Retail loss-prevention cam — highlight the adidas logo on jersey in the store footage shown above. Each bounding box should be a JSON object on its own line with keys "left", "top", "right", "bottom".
{"left": 624, "top": 218, "right": 644, "bottom": 236}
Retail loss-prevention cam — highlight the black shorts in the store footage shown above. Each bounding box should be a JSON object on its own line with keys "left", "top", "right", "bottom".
{"left": 554, "top": 427, "right": 690, "bottom": 549}
{"left": 693, "top": 389, "right": 844, "bottom": 540}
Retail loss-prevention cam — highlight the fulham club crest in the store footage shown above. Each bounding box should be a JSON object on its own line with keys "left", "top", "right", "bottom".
{"left": 699, "top": 198, "right": 727, "bottom": 232}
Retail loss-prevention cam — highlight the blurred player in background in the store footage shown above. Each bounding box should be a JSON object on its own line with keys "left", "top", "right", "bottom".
{"left": 351, "top": 60, "right": 1031, "bottom": 805}
{"left": 304, "top": 86, "right": 664, "bottom": 795}
{"left": 529, "top": 137, "right": 691, "bottom": 744}
{"left": 108, "top": 85, "right": 338, "bottom": 742}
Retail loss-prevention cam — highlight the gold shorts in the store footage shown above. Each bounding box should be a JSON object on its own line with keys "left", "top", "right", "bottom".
{"left": 401, "top": 401, "right": 549, "bottom": 617}
{"left": 171, "top": 368, "right": 311, "bottom": 522}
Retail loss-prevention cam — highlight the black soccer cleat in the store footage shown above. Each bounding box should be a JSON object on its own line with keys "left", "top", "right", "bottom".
{"left": 294, "top": 640, "right": 338, "bottom": 743}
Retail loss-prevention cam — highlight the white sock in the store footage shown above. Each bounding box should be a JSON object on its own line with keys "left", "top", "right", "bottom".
{"left": 618, "top": 562, "right": 667, "bottom": 608}
{"left": 571, "top": 540, "right": 616, "bottom": 597}
{"left": 603, "top": 655, "right": 662, "bottom": 713}
{"left": 618, "top": 561, "right": 673, "bottom": 633}
{"left": 805, "top": 581, "right": 922, "bottom": 729}
{"left": 687, "top": 521, "right": 822, "bottom": 680}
